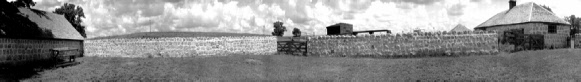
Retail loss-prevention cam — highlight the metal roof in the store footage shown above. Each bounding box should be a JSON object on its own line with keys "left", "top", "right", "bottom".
{"left": 18, "top": 8, "right": 84, "bottom": 40}
{"left": 475, "top": 2, "right": 570, "bottom": 29}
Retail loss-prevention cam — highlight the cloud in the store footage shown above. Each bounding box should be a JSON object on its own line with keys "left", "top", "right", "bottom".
{"left": 447, "top": 4, "right": 466, "bottom": 16}
{"left": 379, "top": 0, "right": 443, "bottom": 5}
{"left": 30, "top": 0, "right": 581, "bottom": 38}
{"left": 31, "top": 0, "right": 459, "bottom": 37}
{"left": 470, "top": 0, "right": 484, "bottom": 3}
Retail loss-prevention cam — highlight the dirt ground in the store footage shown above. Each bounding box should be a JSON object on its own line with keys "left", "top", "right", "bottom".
{"left": 16, "top": 49, "right": 581, "bottom": 81}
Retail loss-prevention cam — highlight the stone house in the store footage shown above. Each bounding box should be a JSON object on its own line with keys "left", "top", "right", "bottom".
{"left": 474, "top": 0, "right": 571, "bottom": 48}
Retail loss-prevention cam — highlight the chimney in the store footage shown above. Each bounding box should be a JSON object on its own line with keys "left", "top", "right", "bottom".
{"left": 509, "top": 0, "right": 516, "bottom": 9}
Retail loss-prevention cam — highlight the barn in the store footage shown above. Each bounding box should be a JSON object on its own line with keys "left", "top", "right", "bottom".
{"left": 0, "top": 8, "right": 84, "bottom": 65}
{"left": 326, "top": 23, "right": 353, "bottom": 35}
{"left": 474, "top": 0, "right": 571, "bottom": 48}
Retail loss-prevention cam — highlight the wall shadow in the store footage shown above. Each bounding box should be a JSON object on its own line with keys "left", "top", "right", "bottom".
{"left": 0, "top": 60, "right": 80, "bottom": 81}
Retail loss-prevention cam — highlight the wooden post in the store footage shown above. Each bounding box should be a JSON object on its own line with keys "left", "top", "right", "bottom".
{"left": 571, "top": 15, "right": 576, "bottom": 49}
{"left": 304, "top": 39, "right": 308, "bottom": 56}
{"left": 569, "top": 35, "right": 575, "bottom": 49}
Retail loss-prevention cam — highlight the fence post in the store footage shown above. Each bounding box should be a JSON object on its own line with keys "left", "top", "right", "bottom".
{"left": 305, "top": 38, "right": 308, "bottom": 56}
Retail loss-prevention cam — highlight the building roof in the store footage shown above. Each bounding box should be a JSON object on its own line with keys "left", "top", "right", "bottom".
{"left": 18, "top": 8, "right": 84, "bottom": 40}
{"left": 475, "top": 2, "right": 570, "bottom": 29}
{"left": 450, "top": 24, "right": 471, "bottom": 32}
{"left": 326, "top": 23, "right": 352, "bottom": 28}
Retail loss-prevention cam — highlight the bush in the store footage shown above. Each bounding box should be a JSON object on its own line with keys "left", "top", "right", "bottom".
{"left": 292, "top": 28, "right": 301, "bottom": 37}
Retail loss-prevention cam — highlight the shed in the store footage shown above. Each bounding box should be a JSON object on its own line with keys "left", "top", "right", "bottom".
{"left": 326, "top": 23, "right": 353, "bottom": 35}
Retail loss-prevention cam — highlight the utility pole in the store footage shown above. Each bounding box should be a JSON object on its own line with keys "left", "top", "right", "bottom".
{"left": 147, "top": 20, "right": 152, "bottom": 37}
{"left": 263, "top": 25, "right": 266, "bottom": 35}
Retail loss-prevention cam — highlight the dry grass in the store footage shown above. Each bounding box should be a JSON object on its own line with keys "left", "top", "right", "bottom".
{"left": 20, "top": 49, "right": 581, "bottom": 81}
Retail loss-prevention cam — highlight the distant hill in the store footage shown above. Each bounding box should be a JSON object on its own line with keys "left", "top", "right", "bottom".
{"left": 88, "top": 32, "right": 270, "bottom": 40}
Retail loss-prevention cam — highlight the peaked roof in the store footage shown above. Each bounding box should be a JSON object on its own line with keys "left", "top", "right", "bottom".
{"left": 475, "top": 2, "right": 570, "bottom": 29}
{"left": 450, "top": 24, "right": 471, "bottom": 32}
{"left": 18, "top": 8, "right": 84, "bottom": 40}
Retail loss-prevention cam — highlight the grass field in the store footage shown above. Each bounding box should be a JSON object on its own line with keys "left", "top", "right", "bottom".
{"left": 19, "top": 49, "right": 581, "bottom": 81}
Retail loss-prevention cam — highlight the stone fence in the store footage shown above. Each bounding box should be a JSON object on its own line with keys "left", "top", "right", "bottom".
{"left": 84, "top": 36, "right": 277, "bottom": 57}
{"left": 306, "top": 33, "right": 499, "bottom": 58}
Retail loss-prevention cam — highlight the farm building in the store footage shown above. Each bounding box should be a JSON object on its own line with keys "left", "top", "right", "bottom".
{"left": 450, "top": 24, "right": 471, "bottom": 32}
{"left": 325, "top": 23, "right": 391, "bottom": 35}
{"left": 326, "top": 23, "right": 353, "bottom": 35}
{"left": 0, "top": 8, "right": 84, "bottom": 65}
{"left": 474, "top": 0, "right": 571, "bottom": 48}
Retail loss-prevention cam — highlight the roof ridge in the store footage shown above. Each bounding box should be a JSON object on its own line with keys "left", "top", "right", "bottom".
{"left": 528, "top": 2, "right": 533, "bottom": 21}
{"left": 532, "top": 2, "right": 557, "bottom": 15}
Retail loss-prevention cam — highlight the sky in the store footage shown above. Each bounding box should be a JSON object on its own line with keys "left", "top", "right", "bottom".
{"left": 28, "top": 0, "right": 581, "bottom": 38}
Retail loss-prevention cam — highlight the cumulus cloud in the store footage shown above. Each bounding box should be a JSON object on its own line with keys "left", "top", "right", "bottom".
{"left": 470, "top": 0, "right": 484, "bottom": 3}
{"left": 447, "top": 4, "right": 466, "bottom": 16}
{"left": 30, "top": 0, "right": 581, "bottom": 38}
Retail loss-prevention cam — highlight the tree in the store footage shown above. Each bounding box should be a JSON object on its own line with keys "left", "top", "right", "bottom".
{"left": 292, "top": 28, "right": 301, "bottom": 37}
{"left": 1, "top": 0, "right": 54, "bottom": 38}
{"left": 54, "top": 3, "right": 86, "bottom": 38}
{"left": 10, "top": 0, "right": 35, "bottom": 8}
{"left": 271, "top": 21, "right": 286, "bottom": 36}
{"left": 540, "top": 5, "right": 553, "bottom": 13}
{"left": 565, "top": 15, "right": 581, "bottom": 48}
{"left": 564, "top": 15, "right": 581, "bottom": 35}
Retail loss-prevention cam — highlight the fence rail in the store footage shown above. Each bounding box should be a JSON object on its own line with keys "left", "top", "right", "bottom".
{"left": 277, "top": 41, "right": 307, "bottom": 56}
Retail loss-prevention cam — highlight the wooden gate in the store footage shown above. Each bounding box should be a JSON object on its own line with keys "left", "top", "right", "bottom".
{"left": 500, "top": 29, "right": 545, "bottom": 52}
{"left": 277, "top": 40, "right": 308, "bottom": 56}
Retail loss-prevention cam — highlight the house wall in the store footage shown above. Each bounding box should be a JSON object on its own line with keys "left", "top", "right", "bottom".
{"left": 84, "top": 36, "right": 277, "bottom": 57}
{"left": 306, "top": 33, "right": 499, "bottom": 57}
{"left": 484, "top": 23, "right": 570, "bottom": 48}
{"left": 0, "top": 38, "right": 83, "bottom": 64}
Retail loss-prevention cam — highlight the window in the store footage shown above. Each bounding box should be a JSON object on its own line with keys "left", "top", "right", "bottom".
{"left": 548, "top": 25, "right": 557, "bottom": 33}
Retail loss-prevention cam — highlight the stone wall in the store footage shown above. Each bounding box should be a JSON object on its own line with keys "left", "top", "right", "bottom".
{"left": 84, "top": 36, "right": 277, "bottom": 57}
{"left": 306, "top": 33, "right": 499, "bottom": 57}
{"left": 0, "top": 38, "right": 83, "bottom": 64}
